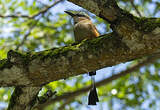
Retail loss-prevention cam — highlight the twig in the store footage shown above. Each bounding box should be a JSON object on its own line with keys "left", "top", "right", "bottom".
{"left": 15, "top": 0, "right": 63, "bottom": 50}
{"left": 15, "top": 26, "right": 34, "bottom": 50}
{"left": 130, "top": 0, "right": 142, "bottom": 17}
{"left": 0, "top": 14, "right": 30, "bottom": 18}
{"left": 0, "top": 0, "right": 63, "bottom": 19}
{"left": 31, "top": 0, "right": 64, "bottom": 19}
{"left": 35, "top": 53, "right": 160, "bottom": 109}
{"left": 15, "top": 19, "right": 39, "bottom": 50}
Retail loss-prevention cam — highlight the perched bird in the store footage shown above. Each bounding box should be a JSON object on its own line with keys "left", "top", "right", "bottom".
{"left": 65, "top": 11, "right": 99, "bottom": 105}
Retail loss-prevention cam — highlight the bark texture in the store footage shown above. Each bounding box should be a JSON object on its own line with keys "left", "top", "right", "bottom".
{"left": 7, "top": 87, "right": 41, "bottom": 110}
{"left": 1, "top": 0, "right": 160, "bottom": 109}
{"left": 0, "top": 23, "right": 160, "bottom": 87}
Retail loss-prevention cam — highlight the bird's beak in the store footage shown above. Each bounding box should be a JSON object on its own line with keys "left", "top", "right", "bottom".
{"left": 64, "top": 11, "right": 75, "bottom": 17}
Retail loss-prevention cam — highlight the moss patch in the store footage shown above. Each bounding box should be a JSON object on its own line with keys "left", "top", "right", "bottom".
{"left": 0, "top": 59, "right": 12, "bottom": 70}
{"left": 133, "top": 17, "right": 160, "bottom": 33}
{"left": 30, "top": 45, "right": 80, "bottom": 61}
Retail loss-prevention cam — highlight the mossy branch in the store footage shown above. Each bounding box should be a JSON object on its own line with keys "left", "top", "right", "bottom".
{"left": 0, "top": 19, "right": 160, "bottom": 87}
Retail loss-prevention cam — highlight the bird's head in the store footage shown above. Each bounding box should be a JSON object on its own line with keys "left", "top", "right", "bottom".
{"left": 64, "top": 11, "right": 91, "bottom": 24}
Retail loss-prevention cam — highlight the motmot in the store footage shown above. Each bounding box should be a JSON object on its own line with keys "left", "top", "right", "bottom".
{"left": 65, "top": 11, "right": 99, "bottom": 105}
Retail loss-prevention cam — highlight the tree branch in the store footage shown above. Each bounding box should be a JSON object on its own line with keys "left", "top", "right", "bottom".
{"left": 35, "top": 53, "right": 160, "bottom": 109}
{"left": 15, "top": 24, "right": 36, "bottom": 51}
{"left": 5, "top": 1, "right": 64, "bottom": 110}
{"left": 67, "top": 0, "right": 120, "bottom": 22}
{"left": 30, "top": 0, "right": 64, "bottom": 19}
{"left": 0, "top": 18, "right": 160, "bottom": 87}
{"left": 0, "top": 0, "right": 63, "bottom": 19}
{"left": 1, "top": 1, "right": 160, "bottom": 110}
{"left": 7, "top": 87, "right": 41, "bottom": 110}
{"left": 14, "top": 0, "right": 64, "bottom": 50}
{"left": 130, "top": 0, "right": 142, "bottom": 17}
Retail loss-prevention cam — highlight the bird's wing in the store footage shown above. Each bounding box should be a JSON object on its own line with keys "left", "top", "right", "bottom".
{"left": 89, "top": 23, "right": 100, "bottom": 37}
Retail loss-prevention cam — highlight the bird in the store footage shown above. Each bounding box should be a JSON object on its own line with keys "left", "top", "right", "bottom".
{"left": 65, "top": 11, "right": 99, "bottom": 105}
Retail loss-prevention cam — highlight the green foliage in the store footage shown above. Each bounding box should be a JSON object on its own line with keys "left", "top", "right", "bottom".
{"left": 0, "top": 0, "right": 159, "bottom": 110}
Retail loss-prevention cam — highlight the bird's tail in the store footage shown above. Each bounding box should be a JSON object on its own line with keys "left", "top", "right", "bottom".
{"left": 88, "top": 71, "right": 99, "bottom": 105}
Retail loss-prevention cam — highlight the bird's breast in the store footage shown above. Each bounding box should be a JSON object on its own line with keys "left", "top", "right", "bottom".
{"left": 74, "top": 21, "right": 98, "bottom": 42}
